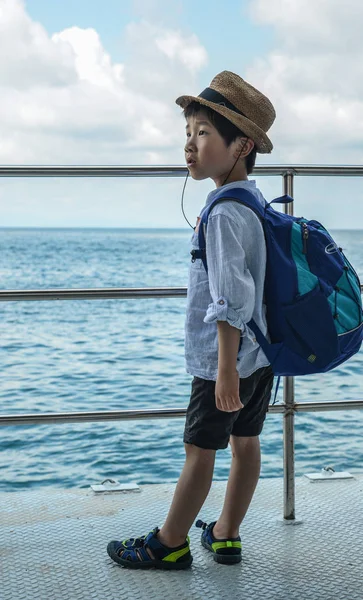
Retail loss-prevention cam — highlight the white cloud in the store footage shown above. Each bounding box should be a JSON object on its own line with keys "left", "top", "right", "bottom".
{"left": 0, "top": 0, "right": 207, "bottom": 164}
{"left": 1, "top": 0, "right": 362, "bottom": 228}
{"left": 250, "top": 0, "right": 363, "bottom": 55}
{"left": 247, "top": 0, "right": 363, "bottom": 163}
{"left": 122, "top": 20, "right": 207, "bottom": 99}
{"left": 155, "top": 31, "right": 208, "bottom": 74}
{"left": 0, "top": 0, "right": 76, "bottom": 89}
{"left": 53, "top": 27, "right": 124, "bottom": 90}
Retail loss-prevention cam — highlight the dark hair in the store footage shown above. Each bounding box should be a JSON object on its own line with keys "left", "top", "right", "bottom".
{"left": 183, "top": 101, "right": 257, "bottom": 175}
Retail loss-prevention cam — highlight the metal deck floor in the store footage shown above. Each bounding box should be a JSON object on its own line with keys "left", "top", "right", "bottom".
{"left": 1, "top": 474, "right": 362, "bottom": 600}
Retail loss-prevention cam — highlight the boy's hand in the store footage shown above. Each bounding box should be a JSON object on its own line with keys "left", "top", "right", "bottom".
{"left": 215, "top": 368, "right": 244, "bottom": 412}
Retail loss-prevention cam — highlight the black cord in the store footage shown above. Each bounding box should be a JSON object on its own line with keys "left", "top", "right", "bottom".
{"left": 221, "top": 139, "right": 248, "bottom": 187}
{"left": 180, "top": 170, "right": 195, "bottom": 230}
{"left": 180, "top": 138, "right": 249, "bottom": 230}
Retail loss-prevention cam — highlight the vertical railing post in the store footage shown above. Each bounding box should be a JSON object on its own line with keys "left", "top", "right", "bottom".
{"left": 283, "top": 172, "right": 296, "bottom": 520}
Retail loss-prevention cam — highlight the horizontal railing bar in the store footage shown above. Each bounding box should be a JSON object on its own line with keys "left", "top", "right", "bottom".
{"left": 1, "top": 165, "right": 363, "bottom": 178}
{"left": 0, "top": 286, "right": 362, "bottom": 302}
{"left": 0, "top": 409, "right": 187, "bottom": 426}
{"left": 294, "top": 399, "right": 363, "bottom": 412}
{"left": 0, "top": 287, "right": 188, "bottom": 301}
{"left": 1, "top": 400, "right": 362, "bottom": 426}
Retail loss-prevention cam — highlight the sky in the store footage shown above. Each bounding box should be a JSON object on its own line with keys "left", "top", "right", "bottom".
{"left": 0, "top": 0, "right": 362, "bottom": 228}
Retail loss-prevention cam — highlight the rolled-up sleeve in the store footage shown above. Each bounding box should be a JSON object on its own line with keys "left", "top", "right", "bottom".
{"left": 203, "top": 213, "right": 256, "bottom": 341}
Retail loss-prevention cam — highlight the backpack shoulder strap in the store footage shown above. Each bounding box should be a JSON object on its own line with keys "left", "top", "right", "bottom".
{"left": 196, "top": 187, "right": 265, "bottom": 273}
{"left": 194, "top": 188, "right": 294, "bottom": 272}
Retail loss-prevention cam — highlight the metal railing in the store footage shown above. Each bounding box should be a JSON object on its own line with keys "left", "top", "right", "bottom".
{"left": 1, "top": 164, "right": 362, "bottom": 521}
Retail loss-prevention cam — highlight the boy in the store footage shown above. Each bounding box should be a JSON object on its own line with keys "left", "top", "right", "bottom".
{"left": 107, "top": 71, "right": 275, "bottom": 569}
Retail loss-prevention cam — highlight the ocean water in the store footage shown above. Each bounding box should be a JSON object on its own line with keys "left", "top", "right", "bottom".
{"left": 0, "top": 227, "right": 362, "bottom": 492}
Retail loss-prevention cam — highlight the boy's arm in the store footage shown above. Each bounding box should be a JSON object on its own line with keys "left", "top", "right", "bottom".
{"left": 203, "top": 212, "right": 257, "bottom": 368}
{"left": 216, "top": 321, "right": 243, "bottom": 411}
{"left": 204, "top": 212, "right": 256, "bottom": 410}
{"left": 217, "top": 320, "right": 241, "bottom": 374}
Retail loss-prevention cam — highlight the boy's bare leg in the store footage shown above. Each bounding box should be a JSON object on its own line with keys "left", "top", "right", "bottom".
{"left": 157, "top": 443, "right": 216, "bottom": 547}
{"left": 213, "top": 435, "right": 261, "bottom": 539}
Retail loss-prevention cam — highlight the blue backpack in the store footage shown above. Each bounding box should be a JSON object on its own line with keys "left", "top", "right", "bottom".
{"left": 194, "top": 187, "right": 363, "bottom": 377}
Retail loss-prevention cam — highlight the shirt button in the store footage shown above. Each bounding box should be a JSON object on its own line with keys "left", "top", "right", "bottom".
{"left": 218, "top": 299, "right": 225, "bottom": 305}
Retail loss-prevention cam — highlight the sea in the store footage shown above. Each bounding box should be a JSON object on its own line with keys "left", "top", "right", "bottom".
{"left": 0, "top": 228, "right": 362, "bottom": 492}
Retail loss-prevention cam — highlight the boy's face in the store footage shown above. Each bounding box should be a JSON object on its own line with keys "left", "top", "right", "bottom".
{"left": 184, "top": 109, "right": 250, "bottom": 187}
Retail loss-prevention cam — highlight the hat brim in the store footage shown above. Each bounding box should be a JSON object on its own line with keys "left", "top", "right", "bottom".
{"left": 175, "top": 94, "right": 273, "bottom": 154}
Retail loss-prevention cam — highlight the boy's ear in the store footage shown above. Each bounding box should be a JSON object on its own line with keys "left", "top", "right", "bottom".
{"left": 233, "top": 137, "right": 255, "bottom": 159}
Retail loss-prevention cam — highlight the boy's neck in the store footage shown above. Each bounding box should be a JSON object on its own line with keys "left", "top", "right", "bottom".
{"left": 215, "top": 173, "right": 249, "bottom": 188}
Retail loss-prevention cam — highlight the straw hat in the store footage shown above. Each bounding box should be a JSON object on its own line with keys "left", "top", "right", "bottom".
{"left": 175, "top": 71, "right": 275, "bottom": 154}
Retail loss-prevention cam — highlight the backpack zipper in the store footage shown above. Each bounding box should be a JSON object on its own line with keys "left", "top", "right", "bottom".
{"left": 301, "top": 223, "right": 309, "bottom": 254}
{"left": 338, "top": 322, "right": 363, "bottom": 336}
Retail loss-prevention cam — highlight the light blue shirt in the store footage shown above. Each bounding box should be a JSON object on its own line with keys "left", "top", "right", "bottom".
{"left": 184, "top": 179, "right": 270, "bottom": 381}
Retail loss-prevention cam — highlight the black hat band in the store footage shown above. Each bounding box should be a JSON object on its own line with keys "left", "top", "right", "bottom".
{"left": 198, "top": 87, "right": 248, "bottom": 119}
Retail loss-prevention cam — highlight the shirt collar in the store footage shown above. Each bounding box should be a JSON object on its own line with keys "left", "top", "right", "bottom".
{"left": 205, "top": 180, "right": 257, "bottom": 208}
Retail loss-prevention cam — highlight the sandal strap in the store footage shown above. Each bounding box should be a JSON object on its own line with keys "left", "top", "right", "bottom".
{"left": 144, "top": 528, "right": 179, "bottom": 560}
{"left": 117, "top": 528, "right": 190, "bottom": 563}
{"left": 120, "top": 533, "right": 147, "bottom": 548}
{"left": 135, "top": 546, "right": 150, "bottom": 561}
{"left": 195, "top": 519, "right": 216, "bottom": 531}
{"left": 113, "top": 528, "right": 157, "bottom": 557}
{"left": 196, "top": 519, "right": 241, "bottom": 545}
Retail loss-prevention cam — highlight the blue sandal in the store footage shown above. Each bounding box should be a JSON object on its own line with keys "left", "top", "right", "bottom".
{"left": 196, "top": 520, "right": 242, "bottom": 564}
{"left": 107, "top": 527, "right": 193, "bottom": 570}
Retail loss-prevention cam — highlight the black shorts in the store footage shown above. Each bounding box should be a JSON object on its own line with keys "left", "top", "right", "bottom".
{"left": 183, "top": 366, "right": 274, "bottom": 450}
